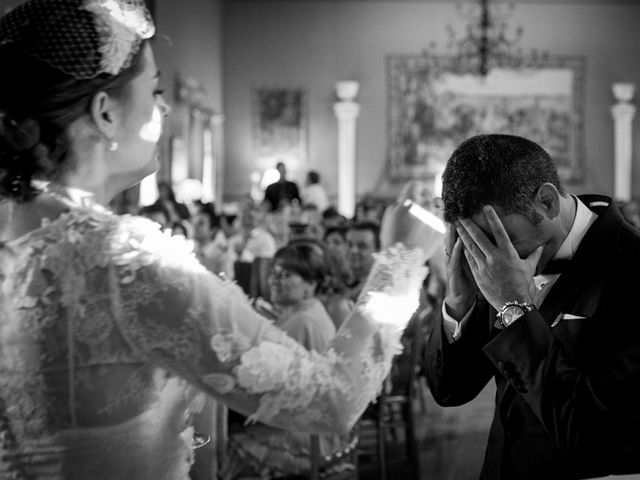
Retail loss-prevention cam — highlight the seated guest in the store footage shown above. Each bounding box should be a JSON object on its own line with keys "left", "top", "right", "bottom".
{"left": 193, "top": 205, "right": 234, "bottom": 279}
{"left": 301, "top": 169, "right": 330, "bottom": 213}
{"left": 228, "top": 201, "right": 277, "bottom": 262}
{"left": 324, "top": 226, "right": 352, "bottom": 276}
{"left": 264, "top": 243, "right": 335, "bottom": 350}
{"left": 170, "top": 220, "right": 189, "bottom": 238}
{"left": 138, "top": 203, "right": 171, "bottom": 231}
{"left": 345, "top": 221, "right": 380, "bottom": 301}
{"left": 291, "top": 238, "right": 355, "bottom": 330}
{"left": 300, "top": 202, "right": 324, "bottom": 240}
{"left": 321, "top": 205, "right": 348, "bottom": 230}
{"left": 222, "top": 243, "right": 349, "bottom": 479}
{"left": 154, "top": 180, "right": 190, "bottom": 222}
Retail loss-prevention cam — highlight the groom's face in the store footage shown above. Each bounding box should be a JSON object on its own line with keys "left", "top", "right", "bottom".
{"left": 469, "top": 208, "right": 553, "bottom": 273}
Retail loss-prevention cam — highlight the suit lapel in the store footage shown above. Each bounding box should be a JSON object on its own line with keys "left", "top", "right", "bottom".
{"left": 498, "top": 196, "right": 621, "bottom": 423}
{"left": 539, "top": 195, "right": 621, "bottom": 325}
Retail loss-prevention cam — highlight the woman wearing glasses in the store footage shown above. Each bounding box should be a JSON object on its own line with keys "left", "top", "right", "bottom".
{"left": 222, "top": 243, "right": 347, "bottom": 479}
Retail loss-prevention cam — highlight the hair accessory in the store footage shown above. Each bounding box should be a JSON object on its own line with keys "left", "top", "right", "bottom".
{"left": 82, "top": 0, "right": 155, "bottom": 75}
{"left": 0, "top": 0, "right": 154, "bottom": 79}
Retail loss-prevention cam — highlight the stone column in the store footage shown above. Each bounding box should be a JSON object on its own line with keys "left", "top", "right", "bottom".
{"left": 333, "top": 81, "right": 361, "bottom": 218}
{"left": 611, "top": 83, "right": 636, "bottom": 201}
{"left": 211, "top": 114, "right": 225, "bottom": 207}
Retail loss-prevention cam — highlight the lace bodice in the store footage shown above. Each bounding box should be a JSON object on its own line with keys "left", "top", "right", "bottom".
{"left": 0, "top": 206, "right": 426, "bottom": 479}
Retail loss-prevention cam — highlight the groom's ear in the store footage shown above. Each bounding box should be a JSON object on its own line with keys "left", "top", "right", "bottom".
{"left": 534, "top": 183, "right": 561, "bottom": 220}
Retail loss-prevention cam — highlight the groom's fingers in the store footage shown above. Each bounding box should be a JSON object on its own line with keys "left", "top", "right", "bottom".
{"left": 482, "top": 206, "right": 513, "bottom": 251}
{"left": 457, "top": 220, "right": 487, "bottom": 262}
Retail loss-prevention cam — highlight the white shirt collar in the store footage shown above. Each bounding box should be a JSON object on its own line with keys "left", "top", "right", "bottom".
{"left": 533, "top": 196, "right": 598, "bottom": 292}
{"left": 553, "top": 196, "right": 598, "bottom": 261}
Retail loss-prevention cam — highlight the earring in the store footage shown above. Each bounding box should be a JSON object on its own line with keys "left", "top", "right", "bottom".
{"left": 108, "top": 140, "right": 118, "bottom": 151}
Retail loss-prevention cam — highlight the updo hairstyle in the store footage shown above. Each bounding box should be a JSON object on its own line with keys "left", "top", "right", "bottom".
{"left": 0, "top": 43, "right": 147, "bottom": 202}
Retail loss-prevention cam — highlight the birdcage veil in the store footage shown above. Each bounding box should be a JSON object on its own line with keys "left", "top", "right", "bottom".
{"left": 0, "top": 0, "right": 155, "bottom": 79}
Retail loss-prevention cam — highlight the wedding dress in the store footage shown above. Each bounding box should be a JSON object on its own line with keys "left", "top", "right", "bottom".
{"left": 0, "top": 201, "right": 425, "bottom": 480}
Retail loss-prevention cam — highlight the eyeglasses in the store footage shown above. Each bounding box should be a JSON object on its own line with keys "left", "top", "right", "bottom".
{"left": 268, "top": 267, "right": 294, "bottom": 281}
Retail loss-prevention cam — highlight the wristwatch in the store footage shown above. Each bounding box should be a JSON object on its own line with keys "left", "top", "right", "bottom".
{"left": 496, "top": 301, "right": 535, "bottom": 328}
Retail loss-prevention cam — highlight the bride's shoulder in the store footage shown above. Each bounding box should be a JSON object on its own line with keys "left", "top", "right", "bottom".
{"left": 61, "top": 208, "right": 203, "bottom": 273}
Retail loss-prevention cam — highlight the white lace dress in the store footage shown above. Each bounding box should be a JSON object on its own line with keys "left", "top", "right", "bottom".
{"left": 0, "top": 205, "right": 426, "bottom": 480}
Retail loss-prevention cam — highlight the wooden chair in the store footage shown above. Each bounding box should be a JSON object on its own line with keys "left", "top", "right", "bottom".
{"left": 355, "top": 392, "right": 387, "bottom": 480}
{"left": 233, "top": 257, "right": 272, "bottom": 301}
{"left": 381, "top": 306, "right": 432, "bottom": 480}
{"left": 355, "top": 302, "right": 435, "bottom": 480}
{"left": 273, "top": 429, "right": 359, "bottom": 480}
{"left": 309, "top": 429, "right": 359, "bottom": 480}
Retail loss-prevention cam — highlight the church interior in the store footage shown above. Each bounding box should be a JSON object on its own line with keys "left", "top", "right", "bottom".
{"left": 1, "top": 0, "right": 640, "bottom": 479}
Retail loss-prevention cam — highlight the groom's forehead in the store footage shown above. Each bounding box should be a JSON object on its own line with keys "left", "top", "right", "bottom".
{"left": 468, "top": 209, "right": 527, "bottom": 242}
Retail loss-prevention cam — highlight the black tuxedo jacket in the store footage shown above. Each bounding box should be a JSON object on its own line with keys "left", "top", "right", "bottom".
{"left": 264, "top": 180, "right": 300, "bottom": 211}
{"left": 424, "top": 196, "right": 640, "bottom": 480}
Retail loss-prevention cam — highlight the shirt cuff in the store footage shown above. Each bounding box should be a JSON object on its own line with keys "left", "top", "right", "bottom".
{"left": 441, "top": 300, "right": 476, "bottom": 343}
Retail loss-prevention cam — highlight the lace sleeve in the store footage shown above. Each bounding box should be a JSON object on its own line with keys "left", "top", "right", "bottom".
{"left": 109, "top": 216, "right": 427, "bottom": 434}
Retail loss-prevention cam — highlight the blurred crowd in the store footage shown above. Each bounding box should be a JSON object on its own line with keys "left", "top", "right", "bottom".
{"left": 109, "top": 166, "right": 447, "bottom": 479}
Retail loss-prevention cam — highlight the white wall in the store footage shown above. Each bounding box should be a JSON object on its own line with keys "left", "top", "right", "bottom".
{"left": 222, "top": 1, "right": 640, "bottom": 204}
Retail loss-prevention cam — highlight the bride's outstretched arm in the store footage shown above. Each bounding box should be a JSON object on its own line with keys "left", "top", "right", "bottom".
{"left": 111, "top": 199, "right": 439, "bottom": 435}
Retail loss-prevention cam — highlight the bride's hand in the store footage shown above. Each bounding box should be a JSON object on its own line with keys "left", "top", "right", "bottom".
{"left": 379, "top": 193, "right": 446, "bottom": 261}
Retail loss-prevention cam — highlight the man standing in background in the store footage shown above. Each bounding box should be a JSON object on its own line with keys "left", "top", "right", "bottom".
{"left": 301, "top": 170, "right": 330, "bottom": 212}
{"left": 264, "top": 161, "right": 301, "bottom": 211}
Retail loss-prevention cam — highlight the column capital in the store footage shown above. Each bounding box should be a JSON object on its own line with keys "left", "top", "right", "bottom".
{"left": 333, "top": 102, "right": 361, "bottom": 120}
{"left": 612, "top": 104, "right": 636, "bottom": 120}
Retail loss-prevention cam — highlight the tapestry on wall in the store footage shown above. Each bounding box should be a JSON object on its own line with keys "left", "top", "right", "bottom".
{"left": 387, "top": 54, "right": 586, "bottom": 182}
{"left": 252, "top": 87, "right": 308, "bottom": 166}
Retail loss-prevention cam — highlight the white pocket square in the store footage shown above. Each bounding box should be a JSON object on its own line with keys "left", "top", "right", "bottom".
{"left": 551, "top": 313, "right": 587, "bottom": 328}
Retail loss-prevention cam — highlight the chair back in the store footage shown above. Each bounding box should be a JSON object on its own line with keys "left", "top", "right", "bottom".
{"left": 233, "top": 257, "right": 272, "bottom": 301}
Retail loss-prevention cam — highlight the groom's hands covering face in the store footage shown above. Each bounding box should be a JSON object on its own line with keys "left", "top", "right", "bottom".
{"left": 455, "top": 205, "right": 542, "bottom": 312}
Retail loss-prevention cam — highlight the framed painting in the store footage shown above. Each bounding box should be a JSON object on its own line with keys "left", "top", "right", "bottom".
{"left": 252, "top": 87, "right": 307, "bottom": 166}
{"left": 387, "top": 55, "right": 586, "bottom": 182}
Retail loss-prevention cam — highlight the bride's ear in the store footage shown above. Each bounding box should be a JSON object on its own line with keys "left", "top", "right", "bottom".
{"left": 89, "top": 91, "right": 121, "bottom": 142}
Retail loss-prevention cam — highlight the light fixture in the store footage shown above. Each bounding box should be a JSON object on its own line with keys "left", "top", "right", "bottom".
{"left": 430, "top": 0, "right": 547, "bottom": 77}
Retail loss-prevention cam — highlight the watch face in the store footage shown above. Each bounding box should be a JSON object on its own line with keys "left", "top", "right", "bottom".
{"left": 502, "top": 305, "right": 525, "bottom": 326}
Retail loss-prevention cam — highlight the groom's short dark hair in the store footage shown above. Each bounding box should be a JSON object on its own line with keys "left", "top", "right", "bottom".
{"left": 442, "top": 134, "right": 564, "bottom": 224}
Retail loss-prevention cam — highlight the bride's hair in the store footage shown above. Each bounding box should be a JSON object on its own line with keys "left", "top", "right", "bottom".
{"left": 0, "top": 0, "right": 154, "bottom": 202}
{"left": 0, "top": 46, "right": 146, "bottom": 202}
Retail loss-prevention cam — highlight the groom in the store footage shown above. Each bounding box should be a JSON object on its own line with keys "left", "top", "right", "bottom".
{"left": 424, "top": 133, "right": 640, "bottom": 479}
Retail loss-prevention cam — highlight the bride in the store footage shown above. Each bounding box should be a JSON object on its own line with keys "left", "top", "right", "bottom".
{"left": 0, "top": 1, "right": 435, "bottom": 479}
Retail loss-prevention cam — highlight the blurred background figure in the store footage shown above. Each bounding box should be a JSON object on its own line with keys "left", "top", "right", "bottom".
{"left": 300, "top": 203, "right": 324, "bottom": 239}
{"left": 263, "top": 161, "right": 301, "bottom": 211}
{"left": 353, "top": 199, "right": 385, "bottom": 225}
{"left": 153, "top": 180, "right": 191, "bottom": 223}
{"left": 138, "top": 203, "right": 171, "bottom": 232}
{"left": 301, "top": 169, "right": 330, "bottom": 213}
{"left": 345, "top": 221, "right": 380, "bottom": 301}
{"left": 321, "top": 206, "right": 349, "bottom": 230}
{"left": 229, "top": 200, "right": 277, "bottom": 263}
{"left": 323, "top": 226, "right": 354, "bottom": 290}
{"left": 193, "top": 202, "right": 234, "bottom": 279}
{"left": 229, "top": 200, "right": 277, "bottom": 299}
{"left": 399, "top": 179, "right": 436, "bottom": 211}
{"left": 222, "top": 243, "right": 350, "bottom": 480}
